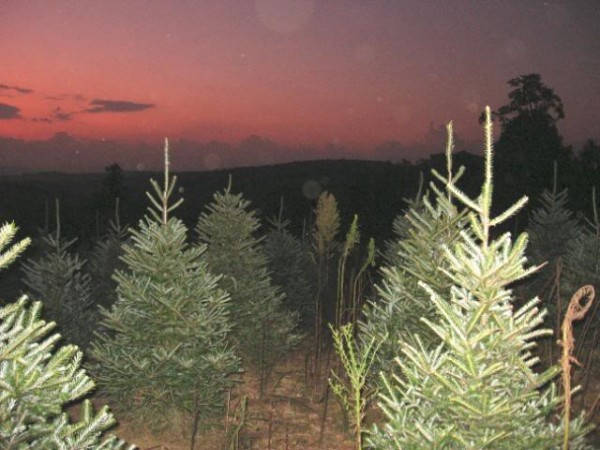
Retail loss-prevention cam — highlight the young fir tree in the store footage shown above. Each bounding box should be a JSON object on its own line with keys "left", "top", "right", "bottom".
{"left": 88, "top": 200, "right": 128, "bottom": 311}
{"left": 524, "top": 169, "right": 582, "bottom": 338}
{"left": 90, "top": 142, "right": 239, "bottom": 442}
{"left": 0, "top": 222, "right": 133, "bottom": 450}
{"left": 263, "top": 204, "right": 316, "bottom": 329}
{"left": 560, "top": 191, "right": 600, "bottom": 325}
{"left": 195, "top": 180, "right": 300, "bottom": 395}
{"left": 366, "top": 108, "right": 592, "bottom": 449}
{"left": 360, "top": 125, "right": 466, "bottom": 377}
{"left": 380, "top": 172, "right": 425, "bottom": 269}
{"left": 21, "top": 201, "right": 96, "bottom": 349}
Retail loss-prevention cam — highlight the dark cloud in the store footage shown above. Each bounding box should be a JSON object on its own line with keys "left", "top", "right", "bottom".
{"left": 0, "top": 102, "right": 21, "bottom": 119}
{"left": 85, "top": 99, "right": 155, "bottom": 113}
{"left": 0, "top": 83, "right": 33, "bottom": 94}
{"left": 53, "top": 107, "right": 72, "bottom": 121}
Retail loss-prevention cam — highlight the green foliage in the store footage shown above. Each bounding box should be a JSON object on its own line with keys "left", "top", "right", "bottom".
{"left": 0, "top": 222, "right": 132, "bottom": 450}
{"left": 361, "top": 124, "right": 466, "bottom": 376}
{"left": 195, "top": 181, "right": 300, "bottom": 395}
{"left": 381, "top": 171, "right": 426, "bottom": 268}
{"left": 561, "top": 193, "right": 600, "bottom": 309}
{"left": 0, "top": 223, "right": 30, "bottom": 270}
{"left": 367, "top": 108, "right": 592, "bottom": 449}
{"left": 21, "top": 215, "right": 96, "bottom": 350}
{"left": 525, "top": 171, "right": 582, "bottom": 329}
{"left": 329, "top": 323, "right": 381, "bottom": 450}
{"left": 335, "top": 215, "right": 360, "bottom": 327}
{"left": 528, "top": 186, "right": 580, "bottom": 267}
{"left": 90, "top": 142, "right": 239, "bottom": 437}
{"left": 88, "top": 207, "right": 128, "bottom": 311}
{"left": 1, "top": 299, "right": 133, "bottom": 450}
{"left": 264, "top": 211, "right": 316, "bottom": 328}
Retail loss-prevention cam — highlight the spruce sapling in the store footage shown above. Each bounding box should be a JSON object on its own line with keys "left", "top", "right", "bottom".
{"left": 90, "top": 141, "right": 239, "bottom": 444}
{"left": 367, "top": 108, "right": 592, "bottom": 449}
{"left": 195, "top": 179, "right": 300, "bottom": 396}
{"left": 1, "top": 222, "right": 133, "bottom": 450}
{"left": 21, "top": 200, "right": 96, "bottom": 349}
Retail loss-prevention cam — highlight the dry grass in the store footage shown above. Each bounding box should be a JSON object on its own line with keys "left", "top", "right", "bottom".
{"left": 74, "top": 339, "right": 355, "bottom": 450}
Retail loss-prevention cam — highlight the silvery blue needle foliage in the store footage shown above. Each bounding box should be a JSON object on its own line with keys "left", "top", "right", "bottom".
{"left": 90, "top": 142, "right": 239, "bottom": 438}
{"left": 367, "top": 108, "right": 592, "bottom": 449}
{"left": 21, "top": 210, "right": 96, "bottom": 350}
{"left": 195, "top": 180, "right": 300, "bottom": 396}
{"left": 361, "top": 124, "right": 467, "bottom": 378}
{"left": 0, "top": 222, "right": 133, "bottom": 450}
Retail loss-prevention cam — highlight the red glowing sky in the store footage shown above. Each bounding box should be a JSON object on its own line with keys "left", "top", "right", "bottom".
{"left": 1, "top": 0, "right": 599, "bottom": 167}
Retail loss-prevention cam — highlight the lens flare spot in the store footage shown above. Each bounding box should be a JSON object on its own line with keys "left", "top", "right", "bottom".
{"left": 302, "top": 179, "right": 321, "bottom": 199}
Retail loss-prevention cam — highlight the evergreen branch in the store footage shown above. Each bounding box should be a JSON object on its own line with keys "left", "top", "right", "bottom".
{"left": 489, "top": 196, "right": 528, "bottom": 227}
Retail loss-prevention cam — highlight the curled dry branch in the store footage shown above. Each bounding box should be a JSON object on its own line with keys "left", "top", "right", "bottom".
{"left": 561, "top": 285, "right": 595, "bottom": 450}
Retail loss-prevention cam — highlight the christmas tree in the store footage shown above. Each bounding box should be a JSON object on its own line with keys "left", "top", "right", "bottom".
{"left": 195, "top": 180, "right": 300, "bottom": 395}
{"left": 524, "top": 169, "right": 583, "bottom": 360}
{"left": 360, "top": 124, "right": 466, "bottom": 376}
{"left": 21, "top": 201, "right": 96, "bottom": 349}
{"left": 264, "top": 205, "right": 316, "bottom": 328}
{"left": 90, "top": 141, "right": 239, "bottom": 445}
{"left": 0, "top": 222, "right": 133, "bottom": 450}
{"left": 366, "top": 108, "right": 592, "bottom": 449}
{"left": 561, "top": 190, "right": 600, "bottom": 304}
{"left": 88, "top": 200, "right": 129, "bottom": 312}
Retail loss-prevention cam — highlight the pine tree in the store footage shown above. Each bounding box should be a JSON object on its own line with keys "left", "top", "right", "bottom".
{"left": 21, "top": 201, "right": 96, "bottom": 349}
{"left": 90, "top": 142, "right": 239, "bottom": 444}
{"left": 0, "top": 222, "right": 133, "bottom": 450}
{"left": 360, "top": 124, "right": 466, "bottom": 376}
{"left": 195, "top": 180, "right": 300, "bottom": 395}
{"left": 367, "top": 108, "right": 592, "bottom": 449}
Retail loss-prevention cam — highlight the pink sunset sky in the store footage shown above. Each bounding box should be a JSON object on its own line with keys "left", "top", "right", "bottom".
{"left": 1, "top": 0, "right": 599, "bottom": 171}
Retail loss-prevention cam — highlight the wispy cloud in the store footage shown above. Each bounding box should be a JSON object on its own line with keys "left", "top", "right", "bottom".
{"left": 85, "top": 99, "right": 155, "bottom": 113}
{"left": 0, "top": 83, "right": 34, "bottom": 94}
{"left": 53, "top": 107, "right": 72, "bottom": 121}
{"left": 0, "top": 102, "right": 21, "bottom": 119}
{"left": 45, "top": 93, "right": 87, "bottom": 102}
{"left": 32, "top": 107, "right": 73, "bottom": 123}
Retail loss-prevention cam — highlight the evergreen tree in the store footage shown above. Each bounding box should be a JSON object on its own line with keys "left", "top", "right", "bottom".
{"left": 367, "top": 108, "right": 592, "bottom": 449}
{"left": 0, "top": 222, "right": 133, "bottom": 450}
{"left": 525, "top": 170, "right": 581, "bottom": 331}
{"left": 195, "top": 180, "right": 300, "bottom": 395}
{"left": 360, "top": 124, "right": 466, "bottom": 376}
{"left": 381, "top": 190, "right": 424, "bottom": 269}
{"left": 90, "top": 142, "right": 239, "bottom": 443}
{"left": 489, "top": 74, "right": 572, "bottom": 209}
{"left": 264, "top": 208, "right": 316, "bottom": 328}
{"left": 88, "top": 201, "right": 128, "bottom": 311}
{"left": 561, "top": 193, "right": 600, "bottom": 314}
{"left": 21, "top": 203, "right": 96, "bottom": 349}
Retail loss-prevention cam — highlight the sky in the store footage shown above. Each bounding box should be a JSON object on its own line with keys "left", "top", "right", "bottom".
{"left": 1, "top": 0, "right": 599, "bottom": 171}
